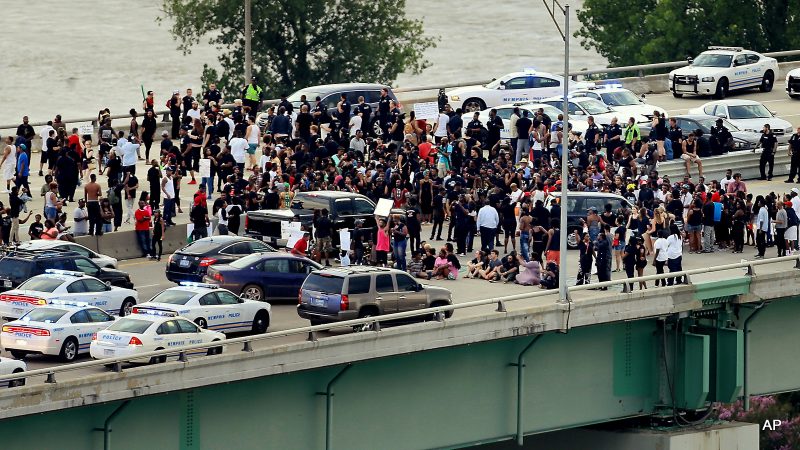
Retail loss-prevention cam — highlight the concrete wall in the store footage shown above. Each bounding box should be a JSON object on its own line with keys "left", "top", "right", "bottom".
{"left": 75, "top": 224, "right": 190, "bottom": 260}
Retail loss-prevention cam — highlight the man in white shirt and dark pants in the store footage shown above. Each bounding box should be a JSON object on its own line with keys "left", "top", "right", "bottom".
{"left": 477, "top": 202, "right": 500, "bottom": 253}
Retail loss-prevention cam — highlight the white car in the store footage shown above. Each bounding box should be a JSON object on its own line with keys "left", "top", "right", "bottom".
{"left": 90, "top": 311, "right": 225, "bottom": 364}
{"left": 1, "top": 303, "right": 116, "bottom": 362}
{"left": 786, "top": 68, "right": 800, "bottom": 98}
{"left": 460, "top": 103, "right": 590, "bottom": 139}
{"left": 540, "top": 96, "right": 650, "bottom": 127}
{"left": 15, "top": 241, "right": 118, "bottom": 268}
{"left": 688, "top": 100, "right": 794, "bottom": 145}
{"left": 446, "top": 69, "right": 594, "bottom": 112}
{"left": 669, "top": 47, "right": 779, "bottom": 99}
{"left": 0, "top": 270, "right": 138, "bottom": 320}
{"left": 0, "top": 357, "right": 26, "bottom": 388}
{"left": 133, "top": 282, "right": 271, "bottom": 334}
{"left": 569, "top": 85, "right": 668, "bottom": 120}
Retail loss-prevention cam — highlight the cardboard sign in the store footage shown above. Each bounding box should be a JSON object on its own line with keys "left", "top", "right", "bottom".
{"left": 280, "top": 221, "right": 302, "bottom": 240}
{"left": 339, "top": 229, "right": 351, "bottom": 252}
{"left": 413, "top": 101, "right": 439, "bottom": 120}
{"left": 286, "top": 230, "right": 305, "bottom": 249}
{"left": 78, "top": 124, "right": 94, "bottom": 136}
{"left": 374, "top": 198, "right": 393, "bottom": 218}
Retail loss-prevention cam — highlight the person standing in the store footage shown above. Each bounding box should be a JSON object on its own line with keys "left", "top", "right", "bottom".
{"left": 576, "top": 231, "right": 594, "bottom": 285}
{"left": 161, "top": 167, "right": 177, "bottom": 226}
{"left": 38, "top": 121, "right": 55, "bottom": 176}
{"left": 1, "top": 137, "right": 16, "bottom": 192}
{"left": 757, "top": 124, "right": 777, "bottom": 181}
{"left": 314, "top": 208, "right": 334, "bottom": 266}
{"left": 486, "top": 109, "right": 504, "bottom": 155}
{"left": 391, "top": 216, "right": 409, "bottom": 271}
{"left": 73, "top": 199, "right": 89, "bottom": 237}
{"left": 190, "top": 195, "right": 209, "bottom": 241}
{"left": 134, "top": 201, "right": 152, "bottom": 257}
{"left": 84, "top": 174, "right": 103, "bottom": 235}
{"left": 774, "top": 201, "right": 788, "bottom": 257}
{"left": 169, "top": 91, "right": 182, "bottom": 139}
{"left": 665, "top": 224, "right": 684, "bottom": 285}
{"left": 786, "top": 126, "right": 800, "bottom": 183}
{"left": 652, "top": 229, "right": 669, "bottom": 286}
{"left": 508, "top": 107, "right": 520, "bottom": 155}
{"left": 476, "top": 201, "right": 499, "bottom": 253}
{"left": 242, "top": 77, "right": 263, "bottom": 112}
{"left": 595, "top": 228, "right": 612, "bottom": 289}
{"left": 754, "top": 196, "right": 769, "bottom": 258}
{"left": 141, "top": 110, "right": 157, "bottom": 161}
{"left": 147, "top": 160, "right": 162, "bottom": 213}
{"left": 150, "top": 209, "right": 165, "bottom": 261}
{"left": 515, "top": 111, "right": 532, "bottom": 163}
{"left": 15, "top": 143, "right": 29, "bottom": 193}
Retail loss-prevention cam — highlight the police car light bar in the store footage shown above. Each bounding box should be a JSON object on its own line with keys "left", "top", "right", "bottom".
{"left": 179, "top": 281, "right": 220, "bottom": 289}
{"left": 131, "top": 307, "right": 178, "bottom": 317}
{"left": 44, "top": 269, "right": 85, "bottom": 277}
{"left": 50, "top": 300, "right": 89, "bottom": 307}
{"left": 522, "top": 67, "right": 537, "bottom": 74}
{"left": 708, "top": 46, "right": 743, "bottom": 52}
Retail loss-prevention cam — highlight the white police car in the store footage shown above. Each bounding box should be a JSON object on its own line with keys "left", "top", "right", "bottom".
{"left": 786, "top": 68, "right": 800, "bottom": 99}
{"left": 688, "top": 99, "right": 793, "bottom": 145}
{"left": 569, "top": 85, "right": 667, "bottom": 120}
{"left": 90, "top": 310, "right": 225, "bottom": 364}
{"left": 0, "top": 357, "right": 26, "bottom": 388}
{"left": 446, "top": 69, "right": 594, "bottom": 112}
{"left": 1, "top": 303, "right": 116, "bottom": 362}
{"left": 669, "top": 47, "right": 779, "bottom": 99}
{"left": 132, "top": 282, "right": 271, "bottom": 335}
{"left": 540, "top": 96, "right": 650, "bottom": 127}
{"left": 0, "top": 270, "right": 138, "bottom": 320}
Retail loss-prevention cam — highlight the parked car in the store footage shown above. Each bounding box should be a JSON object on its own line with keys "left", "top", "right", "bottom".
{"left": 669, "top": 46, "right": 778, "bottom": 99}
{"left": 0, "top": 250, "right": 133, "bottom": 292}
{"left": 688, "top": 100, "right": 793, "bottom": 145}
{"left": 166, "top": 236, "right": 275, "bottom": 283}
{"left": 297, "top": 266, "right": 453, "bottom": 330}
{"left": 638, "top": 114, "right": 762, "bottom": 152}
{"left": 287, "top": 83, "right": 399, "bottom": 136}
{"left": 204, "top": 253, "right": 322, "bottom": 302}
{"left": 245, "top": 191, "right": 377, "bottom": 248}
{"left": 15, "top": 240, "right": 118, "bottom": 268}
{"left": 786, "top": 68, "right": 800, "bottom": 99}
{"left": 0, "top": 357, "right": 26, "bottom": 388}
{"left": 544, "top": 192, "right": 635, "bottom": 249}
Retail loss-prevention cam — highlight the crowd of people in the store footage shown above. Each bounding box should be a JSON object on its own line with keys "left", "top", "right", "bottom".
{"left": 3, "top": 79, "right": 800, "bottom": 288}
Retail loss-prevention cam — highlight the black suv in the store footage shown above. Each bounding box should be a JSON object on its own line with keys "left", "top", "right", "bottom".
{"left": 166, "top": 236, "right": 276, "bottom": 283}
{"left": 0, "top": 250, "right": 134, "bottom": 292}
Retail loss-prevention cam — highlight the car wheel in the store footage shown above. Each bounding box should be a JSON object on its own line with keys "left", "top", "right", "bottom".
{"left": 713, "top": 79, "right": 728, "bottom": 99}
{"left": 251, "top": 310, "right": 270, "bottom": 334}
{"left": 195, "top": 318, "right": 208, "bottom": 329}
{"left": 59, "top": 337, "right": 79, "bottom": 362}
{"left": 8, "top": 369, "right": 25, "bottom": 388}
{"left": 760, "top": 71, "right": 774, "bottom": 92}
{"left": 207, "top": 339, "right": 223, "bottom": 356}
{"left": 9, "top": 350, "right": 27, "bottom": 360}
{"left": 119, "top": 298, "right": 136, "bottom": 317}
{"left": 672, "top": 92, "right": 683, "bottom": 98}
{"left": 370, "top": 118, "right": 383, "bottom": 137}
{"left": 429, "top": 301, "right": 452, "bottom": 321}
{"left": 791, "top": 94, "right": 800, "bottom": 99}
{"left": 149, "top": 348, "right": 167, "bottom": 364}
{"left": 462, "top": 98, "right": 485, "bottom": 113}
{"left": 241, "top": 284, "right": 264, "bottom": 301}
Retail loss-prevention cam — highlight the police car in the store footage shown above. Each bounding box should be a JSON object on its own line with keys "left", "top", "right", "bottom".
{"left": 786, "top": 68, "right": 800, "bottom": 99}
{"left": 90, "top": 309, "right": 225, "bottom": 364}
{"left": 446, "top": 69, "right": 594, "bottom": 112}
{"left": 540, "top": 96, "right": 650, "bottom": 127}
{"left": 132, "top": 282, "right": 271, "bottom": 335}
{"left": 1, "top": 303, "right": 116, "bottom": 362}
{"left": 688, "top": 99, "right": 793, "bottom": 145}
{"left": 569, "top": 85, "right": 667, "bottom": 120}
{"left": 668, "top": 47, "right": 779, "bottom": 99}
{"left": 0, "top": 357, "right": 26, "bottom": 388}
{"left": 0, "top": 270, "right": 138, "bottom": 320}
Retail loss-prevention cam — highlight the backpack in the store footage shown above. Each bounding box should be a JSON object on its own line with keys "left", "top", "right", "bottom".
{"left": 787, "top": 207, "right": 799, "bottom": 227}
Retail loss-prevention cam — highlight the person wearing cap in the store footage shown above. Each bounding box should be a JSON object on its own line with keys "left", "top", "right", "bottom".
{"left": 242, "top": 77, "right": 263, "bottom": 112}
{"left": 15, "top": 142, "right": 29, "bottom": 193}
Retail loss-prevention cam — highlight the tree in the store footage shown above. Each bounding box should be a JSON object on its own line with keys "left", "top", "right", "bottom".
{"left": 576, "top": 0, "right": 799, "bottom": 68}
{"left": 161, "top": 0, "right": 433, "bottom": 101}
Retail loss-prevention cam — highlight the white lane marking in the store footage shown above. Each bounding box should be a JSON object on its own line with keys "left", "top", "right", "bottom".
{"left": 137, "top": 284, "right": 165, "bottom": 289}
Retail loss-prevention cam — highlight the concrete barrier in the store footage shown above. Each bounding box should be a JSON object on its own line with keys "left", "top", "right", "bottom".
{"left": 657, "top": 149, "right": 792, "bottom": 182}
{"left": 74, "top": 225, "right": 189, "bottom": 261}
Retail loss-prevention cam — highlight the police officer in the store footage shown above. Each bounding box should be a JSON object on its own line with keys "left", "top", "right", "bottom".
{"left": 604, "top": 117, "right": 623, "bottom": 156}
{"left": 584, "top": 115, "right": 600, "bottom": 154}
{"left": 710, "top": 118, "right": 733, "bottom": 156}
{"left": 378, "top": 88, "right": 391, "bottom": 138}
{"left": 466, "top": 112, "right": 482, "bottom": 142}
{"left": 278, "top": 94, "right": 293, "bottom": 115}
{"left": 312, "top": 96, "right": 328, "bottom": 128}
{"left": 786, "top": 126, "right": 800, "bottom": 183}
{"left": 486, "top": 109, "right": 504, "bottom": 154}
{"left": 356, "top": 96, "right": 372, "bottom": 135}
{"left": 242, "top": 77, "right": 263, "bottom": 112}
{"left": 623, "top": 116, "right": 641, "bottom": 152}
{"left": 337, "top": 94, "right": 351, "bottom": 136}
{"left": 757, "top": 123, "right": 777, "bottom": 181}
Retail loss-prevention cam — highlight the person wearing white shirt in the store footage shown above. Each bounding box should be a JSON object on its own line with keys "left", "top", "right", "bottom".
{"left": 73, "top": 200, "right": 89, "bottom": 236}
{"left": 120, "top": 138, "right": 139, "bottom": 172}
{"left": 38, "top": 123, "right": 54, "bottom": 176}
{"left": 755, "top": 201, "right": 770, "bottom": 258}
{"left": 223, "top": 115, "right": 235, "bottom": 141}
{"left": 187, "top": 103, "right": 202, "bottom": 121}
{"left": 509, "top": 109, "right": 520, "bottom": 152}
{"left": 665, "top": 224, "right": 684, "bottom": 285}
{"left": 349, "top": 113, "right": 363, "bottom": 137}
{"left": 433, "top": 111, "right": 449, "bottom": 142}
{"left": 476, "top": 203, "right": 500, "bottom": 252}
{"left": 349, "top": 130, "right": 366, "bottom": 154}
{"left": 228, "top": 132, "right": 249, "bottom": 171}
{"left": 652, "top": 230, "right": 669, "bottom": 286}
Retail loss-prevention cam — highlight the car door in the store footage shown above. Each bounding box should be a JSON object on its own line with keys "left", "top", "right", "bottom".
{"left": 156, "top": 320, "right": 184, "bottom": 351}
{"left": 353, "top": 198, "right": 377, "bottom": 227}
{"left": 175, "top": 319, "right": 209, "bottom": 349}
{"left": 374, "top": 274, "right": 398, "bottom": 314}
{"left": 394, "top": 273, "right": 426, "bottom": 313}
{"left": 218, "top": 242, "right": 251, "bottom": 264}
{"left": 261, "top": 258, "right": 291, "bottom": 300}
{"left": 713, "top": 104, "right": 729, "bottom": 119}
{"left": 248, "top": 241, "right": 273, "bottom": 254}
{"left": 532, "top": 76, "right": 562, "bottom": 99}
{"left": 333, "top": 198, "right": 356, "bottom": 231}
{"left": 215, "top": 290, "right": 248, "bottom": 331}
{"left": 85, "top": 308, "right": 115, "bottom": 351}
{"left": 63, "top": 280, "right": 99, "bottom": 306}
{"left": 80, "top": 278, "right": 117, "bottom": 314}
{"left": 732, "top": 54, "right": 749, "bottom": 86}
{"left": 69, "top": 309, "right": 92, "bottom": 353}
{"left": 197, "top": 292, "right": 228, "bottom": 330}
{"left": 499, "top": 76, "right": 532, "bottom": 104}
{"left": 73, "top": 257, "right": 103, "bottom": 279}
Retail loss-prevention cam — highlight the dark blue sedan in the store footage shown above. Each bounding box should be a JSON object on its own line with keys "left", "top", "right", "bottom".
{"left": 203, "top": 253, "right": 322, "bottom": 302}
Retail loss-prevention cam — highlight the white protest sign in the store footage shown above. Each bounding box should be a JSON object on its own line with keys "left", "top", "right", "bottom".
{"left": 280, "top": 221, "right": 302, "bottom": 240}
{"left": 374, "top": 198, "right": 393, "bottom": 218}
{"left": 286, "top": 230, "right": 305, "bottom": 249}
{"left": 78, "top": 124, "right": 94, "bottom": 136}
{"left": 186, "top": 223, "right": 213, "bottom": 240}
{"left": 339, "top": 229, "right": 351, "bottom": 252}
{"left": 413, "top": 101, "right": 439, "bottom": 120}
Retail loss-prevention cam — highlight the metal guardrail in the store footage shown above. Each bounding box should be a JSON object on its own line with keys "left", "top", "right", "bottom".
{"left": 0, "top": 254, "right": 798, "bottom": 385}
{"left": 3, "top": 49, "right": 800, "bottom": 131}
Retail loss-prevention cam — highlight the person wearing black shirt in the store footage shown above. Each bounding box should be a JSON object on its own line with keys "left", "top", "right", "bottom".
{"left": 710, "top": 118, "right": 733, "bottom": 156}
{"left": 313, "top": 96, "right": 329, "bottom": 127}
{"left": 203, "top": 83, "right": 223, "bottom": 111}
{"left": 666, "top": 118, "right": 683, "bottom": 160}
{"left": 584, "top": 116, "right": 600, "bottom": 153}
{"left": 182, "top": 89, "right": 195, "bottom": 120}
{"left": 786, "top": 127, "right": 800, "bottom": 183}
{"left": 147, "top": 161, "right": 162, "bottom": 212}
{"left": 278, "top": 94, "right": 294, "bottom": 115}
{"left": 377, "top": 89, "right": 391, "bottom": 137}
{"left": 314, "top": 209, "right": 334, "bottom": 266}
{"left": 337, "top": 94, "right": 351, "bottom": 135}
{"left": 356, "top": 97, "right": 372, "bottom": 133}
{"left": 757, "top": 124, "right": 778, "bottom": 180}
{"left": 16, "top": 116, "right": 34, "bottom": 155}
{"left": 429, "top": 188, "right": 445, "bottom": 241}
{"left": 485, "top": 109, "right": 503, "bottom": 152}
{"left": 448, "top": 110, "right": 463, "bottom": 140}
{"left": 28, "top": 213, "right": 44, "bottom": 240}
{"left": 604, "top": 118, "right": 623, "bottom": 154}
{"left": 190, "top": 197, "right": 209, "bottom": 240}
{"left": 515, "top": 111, "right": 532, "bottom": 163}
{"left": 169, "top": 92, "right": 182, "bottom": 138}
{"left": 295, "top": 105, "right": 314, "bottom": 145}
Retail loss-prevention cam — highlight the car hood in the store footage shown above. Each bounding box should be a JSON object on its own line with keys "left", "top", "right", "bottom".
{"left": 670, "top": 67, "right": 724, "bottom": 77}
{"left": 731, "top": 131, "right": 762, "bottom": 143}
{"left": 786, "top": 68, "right": 800, "bottom": 78}
{"left": 728, "top": 117, "right": 793, "bottom": 132}
{"left": 423, "top": 285, "right": 452, "bottom": 298}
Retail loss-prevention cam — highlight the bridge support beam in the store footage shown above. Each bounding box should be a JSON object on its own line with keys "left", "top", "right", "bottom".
{"left": 511, "top": 334, "right": 544, "bottom": 446}
{"left": 742, "top": 302, "right": 768, "bottom": 411}
{"left": 317, "top": 364, "right": 353, "bottom": 450}
{"left": 93, "top": 400, "right": 131, "bottom": 450}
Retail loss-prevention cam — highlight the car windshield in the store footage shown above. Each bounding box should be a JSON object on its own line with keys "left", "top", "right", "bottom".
{"left": 230, "top": 253, "right": 265, "bottom": 269}
{"left": 728, "top": 104, "right": 772, "bottom": 119}
{"left": 692, "top": 54, "right": 732, "bottom": 68}
{"left": 287, "top": 89, "right": 323, "bottom": 104}
{"left": 600, "top": 91, "right": 640, "bottom": 106}
{"left": 179, "top": 239, "right": 226, "bottom": 255}
{"left": 0, "top": 259, "right": 31, "bottom": 279}
{"left": 576, "top": 99, "right": 612, "bottom": 115}
{"left": 108, "top": 318, "right": 152, "bottom": 333}
{"left": 20, "top": 308, "right": 67, "bottom": 323}
{"left": 303, "top": 273, "right": 344, "bottom": 294}
{"left": 695, "top": 117, "right": 741, "bottom": 132}
{"left": 149, "top": 290, "right": 195, "bottom": 305}
{"left": 485, "top": 78, "right": 504, "bottom": 89}
{"left": 17, "top": 276, "right": 63, "bottom": 293}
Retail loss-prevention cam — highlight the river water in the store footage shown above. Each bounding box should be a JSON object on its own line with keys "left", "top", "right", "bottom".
{"left": 0, "top": 0, "right": 605, "bottom": 126}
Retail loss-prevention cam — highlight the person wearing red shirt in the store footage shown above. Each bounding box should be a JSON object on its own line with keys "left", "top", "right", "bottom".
{"left": 291, "top": 232, "right": 310, "bottom": 256}
{"left": 67, "top": 128, "right": 84, "bottom": 159}
{"left": 134, "top": 201, "right": 152, "bottom": 257}
{"left": 418, "top": 135, "right": 434, "bottom": 163}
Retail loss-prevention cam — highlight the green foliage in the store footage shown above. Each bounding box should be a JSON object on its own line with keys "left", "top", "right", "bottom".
{"left": 161, "top": 0, "right": 433, "bottom": 100}
{"left": 576, "top": 0, "right": 800, "bottom": 67}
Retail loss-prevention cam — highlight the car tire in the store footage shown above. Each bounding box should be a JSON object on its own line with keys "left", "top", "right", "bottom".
{"left": 791, "top": 94, "right": 800, "bottom": 99}
{"left": 149, "top": 348, "right": 167, "bottom": 364}
{"left": 195, "top": 318, "right": 208, "bottom": 329}
{"left": 462, "top": 98, "right": 486, "bottom": 113}
{"left": 370, "top": 118, "right": 383, "bottom": 137}
{"left": 251, "top": 310, "right": 270, "bottom": 334}
{"left": 241, "top": 284, "right": 264, "bottom": 301}
{"left": 8, "top": 369, "right": 25, "bottom": 388}
{"left": 760, "top": 71, "right": 774, "bottom": 92}
{"left": 672, "top": 92, "right": 683, "bottom": 98}
{"left": 354, "top": 308, "right": 379, "bottom": 332}
{"left": 9, "top": 350, "right": 27, "bottom": 360}
{"left": 207, "top": 339, "right": 223, "bottom": 356}
{"left": 59, "top": 337, "right": 79, "bottom": 362}
{"left": 119, "top": 298, "right": 136, "bottom": 317}
{"left": 713, "top": 79, "right": 728, "bottom": 99}
{"left": 429, "top": 301, "right": 453, "bottom": 321}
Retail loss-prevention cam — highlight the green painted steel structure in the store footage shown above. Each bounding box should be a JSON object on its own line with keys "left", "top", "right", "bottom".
{"left": 0, "top": 280, "right": 799, "bottom": 450}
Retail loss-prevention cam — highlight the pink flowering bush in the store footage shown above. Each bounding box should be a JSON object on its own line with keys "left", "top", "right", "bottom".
{"left": 715, "top": 396, "right": 800, "bottom": 450}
